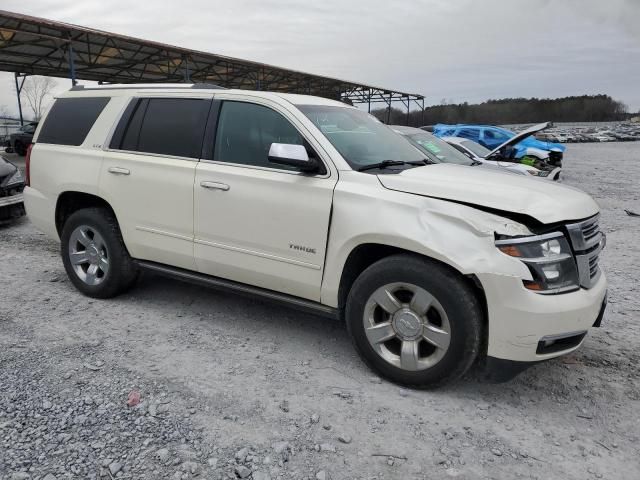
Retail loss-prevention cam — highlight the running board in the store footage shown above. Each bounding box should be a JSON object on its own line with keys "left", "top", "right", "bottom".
{"left": 136, "top": 260, "right": 339, "bottom": 319}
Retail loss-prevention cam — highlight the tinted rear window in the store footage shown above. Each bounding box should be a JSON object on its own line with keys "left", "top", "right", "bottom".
{"left": 112, "top": 98, "right": 210, "bottom": 158}
{"left": 37, "top": 97, "right": 110, "bottom": 146}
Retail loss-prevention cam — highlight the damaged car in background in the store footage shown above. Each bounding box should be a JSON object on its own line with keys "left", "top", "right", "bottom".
{"left": 392, "top": 125, "right": 557, "bottom": 180}
{"left": 442, "top": 123, "right": 563, "bottom": 181}
{"left": 433, "top": 121, "right": 565, "bottom": 167}
{"left": 0, "top": 155, "right": 26, "bottom": 223}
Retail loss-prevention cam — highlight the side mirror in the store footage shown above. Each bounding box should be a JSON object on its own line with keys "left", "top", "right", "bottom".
{"left": 268, "top": 143, "right": 319, "bottom": 172}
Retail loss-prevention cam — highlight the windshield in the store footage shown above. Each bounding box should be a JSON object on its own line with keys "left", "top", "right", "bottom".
{"left": 405, "top": 132, "right": 472, "bottom": 166}
{"left": 460, "top": 139, "right": 491, "bottom": 157}
{"left": 297, "top": 105, "right": 426, "bottom": 169}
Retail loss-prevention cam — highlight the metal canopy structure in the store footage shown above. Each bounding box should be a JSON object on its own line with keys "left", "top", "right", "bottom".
{"left": 0, "top": 10, "right": 424, "bottom": 125}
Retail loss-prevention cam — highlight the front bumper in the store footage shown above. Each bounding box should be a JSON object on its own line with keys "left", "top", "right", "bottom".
{"left": 477, "top": 269, "right": 607, "bottom": 363}
{"left": 483, "top": 297, "right": 607, "bottom": 382}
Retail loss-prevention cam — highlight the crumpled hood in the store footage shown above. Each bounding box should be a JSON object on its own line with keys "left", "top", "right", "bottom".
{"left": 378, "top": 164, "right": 599, "bottom": 224}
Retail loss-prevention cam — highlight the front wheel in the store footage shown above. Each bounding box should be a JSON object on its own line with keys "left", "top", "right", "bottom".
{"left": 345, "top": 255, "right": 484, "bottom": 388}
{"left": 60, "top": 207, "right": 138, "bottom": 298}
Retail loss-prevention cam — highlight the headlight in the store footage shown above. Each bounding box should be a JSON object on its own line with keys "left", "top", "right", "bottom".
{"left": 526, "top": 169, "right": 549, "bottom": 177}
{"left": 495, "top": 232, "right": 579, "bottom": 294}
{"left": 5, "top": 169, "right": 23, "bottom": 186}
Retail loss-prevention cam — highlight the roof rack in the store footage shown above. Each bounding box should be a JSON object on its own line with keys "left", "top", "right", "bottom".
{"left": 69, "top": 83, "right": 227, "bottom": 91}
{"left": 191, "top": 83, "right": 227, "bottom": 89}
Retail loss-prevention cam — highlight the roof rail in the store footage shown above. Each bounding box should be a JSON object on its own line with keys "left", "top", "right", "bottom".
{"left": 69, "top": 83, "right": 228, "bottom": 92}
{"left": 191, "top": 83, "right": 227, "bottom": 89}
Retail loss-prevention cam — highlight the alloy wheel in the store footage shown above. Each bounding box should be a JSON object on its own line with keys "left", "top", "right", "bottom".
{"left": 362, "top": 282, "right": 451, "bottom": 371}
{"left": 68, "top": 225, "right": 110, "bottom": 286}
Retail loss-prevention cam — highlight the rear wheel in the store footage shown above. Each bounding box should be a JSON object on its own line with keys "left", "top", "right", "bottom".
{"left": 60, "top": 208, "right": 138, "bottom": 298}
{"left": 345, "top": 254, "right": 483, "bottom": 388}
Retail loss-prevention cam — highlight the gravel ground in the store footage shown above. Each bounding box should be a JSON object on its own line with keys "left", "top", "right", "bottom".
{"left": 1, "top": 143, "right": 639, "bottom": 480}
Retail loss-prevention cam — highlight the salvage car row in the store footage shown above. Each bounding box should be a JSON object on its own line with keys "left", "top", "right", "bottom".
{"left": 529, "top": 122, "right": 640, "bottom": 143}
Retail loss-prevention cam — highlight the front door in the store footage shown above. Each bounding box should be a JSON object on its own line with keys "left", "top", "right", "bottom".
{"left": 193, "top": 97, "right": 337, "bottom": 301}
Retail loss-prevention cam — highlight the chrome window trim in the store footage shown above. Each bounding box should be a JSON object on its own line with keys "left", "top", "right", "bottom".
{"left": 103, "top": 147, "right": 200, "bottom": 163}
{"left": 198, "top": 158, "right": 331, "bottom": 179}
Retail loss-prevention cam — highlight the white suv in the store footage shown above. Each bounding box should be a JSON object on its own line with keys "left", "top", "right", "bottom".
{"left": 24, "top": 84, "right": 607, "bottom": 388}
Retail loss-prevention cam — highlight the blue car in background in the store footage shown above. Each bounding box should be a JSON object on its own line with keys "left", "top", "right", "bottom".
{"left": 432, "top": 123, "right": 565, "bottom": 166}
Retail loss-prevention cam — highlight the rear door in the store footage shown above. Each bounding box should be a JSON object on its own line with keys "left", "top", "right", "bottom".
{"left": 193, "top": 95, "right": 337, "bottom": 301}
{"left": 100, "top": 94, "right": 212, "bottom": 270}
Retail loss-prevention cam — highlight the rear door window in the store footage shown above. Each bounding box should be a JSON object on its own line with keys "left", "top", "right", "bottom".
{"left": 37, "top": 97, "right": 110, "bottom": 146}
{"left": 112, "top": 98, "right": 210, "bottom": 158}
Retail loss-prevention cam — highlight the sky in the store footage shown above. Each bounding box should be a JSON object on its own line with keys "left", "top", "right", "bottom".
{"left": 1, "top": 0, "right": 639, "bottom": 120}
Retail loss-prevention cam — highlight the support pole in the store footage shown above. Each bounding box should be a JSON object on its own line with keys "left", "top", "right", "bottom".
{"left": 14, "top": 73, "right": 24, "bottom": 126}
{"left": 68, "top": 44, "right": 77, "bottom": 85}
{"left": 368, "top": 89, "right": 371, "bottom": 113}
{"left": 386, "top": 93, "right": 392, "bottom": 124}
{"left": 183, "top": 56, "right": 191, "bottom": 82}
{"left": 421, "top": 98, "right": 425, "bottom": 126}
{"left": 406, "top": 98, "right": 410, "bottom": 126}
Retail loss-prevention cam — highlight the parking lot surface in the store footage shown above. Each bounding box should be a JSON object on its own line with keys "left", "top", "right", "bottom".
{"left": 1, "top": 143, "right": 639, "bottom": 480}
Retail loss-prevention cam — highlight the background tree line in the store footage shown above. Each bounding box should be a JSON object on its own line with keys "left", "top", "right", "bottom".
{"left": 371, "top": 94, "right": 630, "bottom": 126}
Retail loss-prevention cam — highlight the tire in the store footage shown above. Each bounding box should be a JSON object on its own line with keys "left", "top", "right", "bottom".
{"left": 14, "top": 141, "right": 26, "bottom": 156}
{"left": 345, "top": 254, "right": 483, "bottom": 388}
{"left": 60, "top": 207, "right": 138, "bottom": 298}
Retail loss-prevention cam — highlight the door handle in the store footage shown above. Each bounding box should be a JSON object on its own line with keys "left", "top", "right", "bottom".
{"left": 108, "top": 167, "right": 130, "bottom": 176}
{"left": 200, "top": 181, "right": 230, "bottom": 191}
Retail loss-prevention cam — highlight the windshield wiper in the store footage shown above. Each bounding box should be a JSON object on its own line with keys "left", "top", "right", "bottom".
{"left": 357, "top": 159, "right": 430, "bottom": 172}
{"left": 471, "top": 160, "right": 483, "bottom": 166}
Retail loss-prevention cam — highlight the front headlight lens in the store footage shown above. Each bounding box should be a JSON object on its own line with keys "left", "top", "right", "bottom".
{"left": 541, "top": 238, "right": 562, "bottom": 256}
{"left": 496, "top": 233, "right": 579, "bottom": 294}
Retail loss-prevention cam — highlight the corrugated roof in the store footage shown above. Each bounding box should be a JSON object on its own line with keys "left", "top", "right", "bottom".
{"left": 0, "top": 10, "right": 424, "bottom": 105}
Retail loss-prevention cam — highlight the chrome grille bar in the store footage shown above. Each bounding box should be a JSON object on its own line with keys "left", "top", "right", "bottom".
{"left": 565, "top": 214, "right": 604, "bottom": 289}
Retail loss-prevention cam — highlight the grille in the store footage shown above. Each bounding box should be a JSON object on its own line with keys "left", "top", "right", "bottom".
{"left": 581, "top": 217, "right": 599, "bottom": 243}
{"left": 565, "top": 215, "right": 605, "bottom": 289}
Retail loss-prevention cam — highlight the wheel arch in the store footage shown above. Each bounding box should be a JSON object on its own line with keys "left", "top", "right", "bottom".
{"left": 55, "top": 191, "right": 118, "bottom": 237}
{"left": 336, "top": 242, "right": 487, "bottom": 329}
